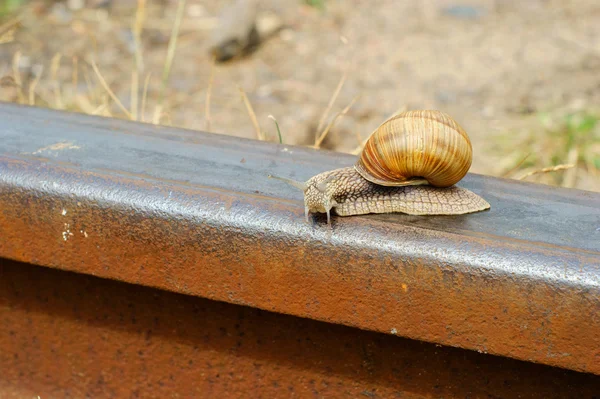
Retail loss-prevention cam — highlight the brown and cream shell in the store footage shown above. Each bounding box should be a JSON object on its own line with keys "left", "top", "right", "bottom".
{"left": 354, "top": 110, "right": 473, "bottom": 188}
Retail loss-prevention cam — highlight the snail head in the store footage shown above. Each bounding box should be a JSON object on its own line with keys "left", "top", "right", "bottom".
{"left": 268, "top": 173, "right": 338, "bottom": 224}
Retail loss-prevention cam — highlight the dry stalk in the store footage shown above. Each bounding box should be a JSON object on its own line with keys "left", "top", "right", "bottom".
{"left": 91, "top": 102, "right": 108, "bottom": 116}
{"left": 141, "top": 72, "right": 152, "bottom": 123}
{"left": 239, "top": 86, "right": 263, "bottom": 140}
{"left": 314, "top": 95, "right": 360, "bottom": 148}
{"left": 72, "top": 56, "right": 78, "bottom": 91}
{"left": 315, "top": 69, "right": 348, "bottom": 144}
{"left": 562, "top": 147, "right": 579, "bottom": 188}
{"left": 351, "top": 137, "right": 369, "bottom": 155}
{"left": 133, "top": 0, "right": 146, "bottom": 71}
{"left": 131, "top": 0, "right": 147, "bottom": 121}
{"left": 152, "top": 105, "right": 163, "bottom": 124}
{"left": 90, "top": 60, "right": 132, "bottom": 119}
{"left": 502, "top": 152, "right": 532, "bottom": 178}
{"left": 74, "top": 94, "right": 96, "bottom": 114}
{"left": 28, "top": 65, "right": 43, "bottom": 106}
{"left": 11, "top": 51, "right": 25, "bottom": 104}
{"left": 205, "top": 55, "right": 216, "bottom": 132}
{"left": 50, "top": 53, "right": 64, "bottom": 109}
{"left": 516, "top": 164, "right": 575, "bottom": 180}
{"left": 0, "top": 16, "right": 20, "bottom": 44}
{"left": 154, "top": 0, "right": 187, "bottom": 124}
{"left": 131, "top": 69, "right": 139, "bottom": 121}
{"left": 82, "top": 64, "right": 97, "bottom": 104}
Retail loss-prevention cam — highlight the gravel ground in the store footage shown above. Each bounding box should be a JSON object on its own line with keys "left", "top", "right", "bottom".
{"left": 2, "top": 0, "right": 599, "bottom": 191}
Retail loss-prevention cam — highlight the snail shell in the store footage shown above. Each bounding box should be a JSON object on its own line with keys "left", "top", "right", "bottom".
{"left": 355, "top": 110, "right": 472, "bottom": 188}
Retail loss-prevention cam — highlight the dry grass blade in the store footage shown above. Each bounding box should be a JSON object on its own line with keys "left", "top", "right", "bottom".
{"left": 314, "top": 95, "right": 360, "bottom": 148}
{"left": 315, "top": 68, "right": 348, "bottom": 143}
{"left": 28, "top": 65, "right": 44, "bottom": 106}
{"left": 152, "top": 104, "right": 163, "bottom": 124}
{"left": 74, "top": 94, "right": 96, "bottom": 114}
{"left": 351, "top": 136, "right": 369, "bottom": 155}
{"left": 82, "top": 64, "right": 97, "bottom": 104}
{"left": 11, "top": 51, "right": 25, "bottom": 104}
{"left": 154, "top": 0, "right": 187, "bottom": 124}
{"left": 141, "top": 71, "right": 152, "bottom": 123}
{"left": 0, "top": 16, "right": 20, "bottom": 45}
{"left": 239, "top": 86, "right": 264, "bottom": 140}
{"left": 131, "top": 0, "right": 147, "bottom": 121}
{"left": 349, "top": 105, "right": 407, "bottom": 155}
{"left": 562, "top": 147, "right": 579, "bottom": 188}
{"left": 133, "top": 0, "right": 146, "bottom": 71}
{"left": 516, "top": 164, "right": 575, "bottom": 180}
{"left": 72, "top": 56, "right": 78, "bottom": 90}
{"left": 50, "top": 53, "right": 64, "bottom": 109}
{"left": 502, "top": 152, "right": 531, "bottom": 178}
{"left": 92, "top": 102, "right": 108, "bottom": 116}
{"left": 586, "top": 150, "right": 599, "bottom": 177}
{"left": 131, "top": 69, "right": 139, "bottom": 120}
{"left": 90, "top": 60, "right": 132, "bottom": 119}
{"left": 205, "top": 55, "right": 216, "bottom": 131}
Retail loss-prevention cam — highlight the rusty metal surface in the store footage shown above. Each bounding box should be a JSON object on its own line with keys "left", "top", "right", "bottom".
{"left": 2, "top": 259, "right": 600, "bottom": 399}
{"left": 0, "top": 103, "right": 599, "bottom": 376}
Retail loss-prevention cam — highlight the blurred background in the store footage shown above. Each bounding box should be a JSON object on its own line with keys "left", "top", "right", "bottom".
{"left": 0, "top": 0, "right": 598, "bottom": 191}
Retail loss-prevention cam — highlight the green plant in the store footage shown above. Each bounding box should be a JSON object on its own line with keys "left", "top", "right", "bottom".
{"left": 304, "top": 0, "right": 325, "bottom": 11}
{"left": 539, "top": 109, "right": 600, "bottom": 171}
{"left": 0, "top": 0, "right": 24, "bottom": 17}
{"left": 502, "top": 109, "right": 600, "bottom": 187}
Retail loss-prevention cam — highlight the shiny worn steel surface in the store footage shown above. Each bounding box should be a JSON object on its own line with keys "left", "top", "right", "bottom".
{"left": 2, "top": 259, "right": 600, "bottom": 399}
{"left": 0, "top": 103, "right": 599, "bottom": 375}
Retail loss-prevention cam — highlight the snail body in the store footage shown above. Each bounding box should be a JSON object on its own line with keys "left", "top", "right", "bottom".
{"left": 270, "top": 110, "right": 490, "bottom": 224}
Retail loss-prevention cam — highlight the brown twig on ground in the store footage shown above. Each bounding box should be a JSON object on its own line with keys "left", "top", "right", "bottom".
{"left": 516, "top": 164, "right": 575, "bottom": 180}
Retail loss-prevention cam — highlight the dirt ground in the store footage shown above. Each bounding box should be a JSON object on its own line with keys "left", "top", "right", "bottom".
{"left": 1, "top": 0, "right": 599, "bottom": 191}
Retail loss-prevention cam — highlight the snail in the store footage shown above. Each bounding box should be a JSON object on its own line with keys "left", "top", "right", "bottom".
{"left": 270, "top": 110, "right": 490, "bottom": 224}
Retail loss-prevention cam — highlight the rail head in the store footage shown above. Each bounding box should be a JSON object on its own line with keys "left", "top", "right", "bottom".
{"left": 0, "top": 103, "right": 599, "bottom": 374}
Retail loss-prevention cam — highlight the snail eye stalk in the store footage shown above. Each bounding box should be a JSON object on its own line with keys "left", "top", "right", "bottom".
{"left": 268, "top": 175, "right": 308, "bottom": 192}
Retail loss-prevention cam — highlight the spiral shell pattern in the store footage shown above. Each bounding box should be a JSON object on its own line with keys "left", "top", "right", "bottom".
{"left": 355, "top": 110, "right": 473, "bottom": 188}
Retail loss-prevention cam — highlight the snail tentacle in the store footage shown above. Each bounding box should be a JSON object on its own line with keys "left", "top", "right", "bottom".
{"left": 268, "top": 174, "right": 307, "bottom": 192}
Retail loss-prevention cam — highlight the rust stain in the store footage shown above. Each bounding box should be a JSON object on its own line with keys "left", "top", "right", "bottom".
{"left": 2, "top": 259, "right": 600, "bottom": 399}
{"left": 0, "top": 155, "right": 599, "bottom": 378}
